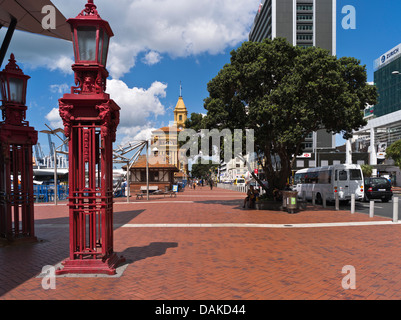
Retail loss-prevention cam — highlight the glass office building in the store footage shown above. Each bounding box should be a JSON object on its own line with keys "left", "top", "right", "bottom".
{"left": 373, "top": 43, "right": 401, "bottom": 117}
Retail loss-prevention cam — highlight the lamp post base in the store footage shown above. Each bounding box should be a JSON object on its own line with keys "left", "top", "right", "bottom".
{"left": 0, "top": 235, "right": 37, "bottom": 246}
{"left": 56, "top": 253, "right": 126, "bottom": 275}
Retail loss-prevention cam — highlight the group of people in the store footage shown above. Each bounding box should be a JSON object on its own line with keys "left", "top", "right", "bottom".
{"left": 188, "top": 178, "right": 215, "bottom": 190}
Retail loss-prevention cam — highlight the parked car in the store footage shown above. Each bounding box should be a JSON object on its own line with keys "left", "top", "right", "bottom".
{"left": 364, "top": 177, "right": 393, "bottom": 202}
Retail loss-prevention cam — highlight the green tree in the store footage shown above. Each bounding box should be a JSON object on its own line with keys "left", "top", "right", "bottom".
{"left": 386, "top": 139, "right": 401, "bottom": 169}
{"left": 190, "top": 158, "right": 218, "bottom": 180}
{"left": 361, "top": 164, "right": 373, "bottom": 178}
{"left": 202, "top": 38, "right": 377, "bottom": 195}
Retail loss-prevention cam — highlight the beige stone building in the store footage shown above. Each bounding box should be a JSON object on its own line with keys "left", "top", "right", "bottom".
{"left": 150, "top": 95, "right": 189, "bottom": 178}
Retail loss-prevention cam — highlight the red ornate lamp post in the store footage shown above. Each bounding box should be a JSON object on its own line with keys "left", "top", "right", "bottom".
{"left": 56, "top": 0, "right": 124, "bottom": 275}
{"left": 0, "top": 54, "right": 38, "bottom": 243}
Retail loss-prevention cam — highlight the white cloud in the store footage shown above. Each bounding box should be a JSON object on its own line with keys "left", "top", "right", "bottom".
{"left": 45, "top": 107, "right": 63, "bottom": 129}
{"left": 107, "top": 79, "right": 167, "bottom": 128}
{"left": 106, "top": 79, "right": 168, "bottom": 143}
{"left": 50, "top": 83, "right": 69, "bottom": 94}
{"left": 48, "top": 56, "right": 74, "bottom": 75}
{"left": 117, "top": 125, "right": 157, "bottom": 147}
{"left": 142, "top": 51, "right": 162, "bottom": 66}
{"left": 6, "top": 0, "right": 257, "bottom": 79}
{"left": 44, "top": 79, "right": 168, "bottom": 143}
{"left": 0, "top": 28, "right": 73, "bottom": 75}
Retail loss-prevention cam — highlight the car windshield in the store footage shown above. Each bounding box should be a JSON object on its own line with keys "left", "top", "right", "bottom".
{"left": 370, "top": 178, "right": 389, "bottom": 185}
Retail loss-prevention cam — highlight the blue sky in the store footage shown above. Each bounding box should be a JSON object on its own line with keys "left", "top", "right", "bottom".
{"left": 2, "top": 0, "right": 401, "bottom": 156}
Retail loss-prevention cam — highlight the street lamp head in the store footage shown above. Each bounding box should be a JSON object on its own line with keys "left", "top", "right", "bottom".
{"left": 0, "top": 53, "right": 30, "bottom": 106}
{"left": 392, "top": 71, "right": 400, "bottom": 75}
{"left": 67, "top": 0, "right": 114, "bottom": 68}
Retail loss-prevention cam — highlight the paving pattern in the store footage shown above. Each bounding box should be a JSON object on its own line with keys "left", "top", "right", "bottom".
{"left": 1, "top": 186, "right": 401, "bottom": 300}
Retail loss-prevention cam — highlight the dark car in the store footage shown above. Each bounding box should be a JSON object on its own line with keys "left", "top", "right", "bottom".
{"left": 364, "top": 177, "right": 393, "bottom": 202}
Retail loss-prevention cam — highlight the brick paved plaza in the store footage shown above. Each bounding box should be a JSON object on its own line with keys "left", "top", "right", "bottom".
{"left": 1, "top": 186, "right": 401, "bottom": 301}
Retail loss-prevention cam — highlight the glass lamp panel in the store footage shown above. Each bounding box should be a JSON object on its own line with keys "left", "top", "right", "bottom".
{"left": 77, "top": 26, "right": 97, "bottom": 61}
{"left": 98, "top": 28, "right": 104, "bottom": 64}
{"left": 0, "top": 75, "right": 7, "bottom": 102}
{"left": 9, "top": 77, "right": 24, "bottom": 104}
{"left": 101, "top": 32, "right": 109, "bottom": 67}
{"left": 72, "top": 30, "right": 78, "bottom": 62}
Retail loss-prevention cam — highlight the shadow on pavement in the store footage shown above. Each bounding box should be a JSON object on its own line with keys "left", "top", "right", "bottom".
{"left": 120, "top": 242, "right": 178, "bottom": 265}
{"left": 0, "top": 209, "right": 147, "bottom": 297}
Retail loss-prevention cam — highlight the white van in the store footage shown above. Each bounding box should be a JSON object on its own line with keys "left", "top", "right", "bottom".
{"left": 294, "top": 164, "right": 364, "bottom": 203}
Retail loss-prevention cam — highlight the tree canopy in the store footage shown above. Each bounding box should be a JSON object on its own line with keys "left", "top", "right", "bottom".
{"left": 196, "top": 38, "right": 377, "bottom": 194}
{"left": 190, "top": 158, "right": 218, "bottom": 180}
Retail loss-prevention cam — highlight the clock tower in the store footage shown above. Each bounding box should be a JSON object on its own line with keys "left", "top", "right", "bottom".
{"left": 173, "top": 94, "right": 188, "bottom": 130}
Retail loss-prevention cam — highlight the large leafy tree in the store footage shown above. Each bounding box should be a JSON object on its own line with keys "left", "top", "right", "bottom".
{"left": 200, "top": 38, "right": 377, "bottom": 195}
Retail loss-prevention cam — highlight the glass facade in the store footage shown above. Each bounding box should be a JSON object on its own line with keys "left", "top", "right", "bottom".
{"left": 374, "top": 55, "right": 401, "bottom": 117}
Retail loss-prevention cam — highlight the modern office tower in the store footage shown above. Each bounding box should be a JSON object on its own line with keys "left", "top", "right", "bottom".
{"left": 351, "top": 43, "right": 401, "bottom": 181}
{"left": 249, "top": 0, "right": 336, "bottom": 54}
{"left": 372, "top": 43, "right": 401, "bottom": 118}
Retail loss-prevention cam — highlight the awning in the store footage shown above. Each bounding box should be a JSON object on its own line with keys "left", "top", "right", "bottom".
{"left": 0, "top": 0, "right": 71, "bottom": 41}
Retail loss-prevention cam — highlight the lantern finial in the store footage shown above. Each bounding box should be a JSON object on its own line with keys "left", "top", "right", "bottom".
{"left": 78, "top": 0, "right": 100, "bottom": 17}
{"left": 4, "top": 53, "right": 23, "bottom": 75}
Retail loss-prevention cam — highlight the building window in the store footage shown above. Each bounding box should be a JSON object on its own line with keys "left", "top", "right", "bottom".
{"left": 297, "top": 34, "right": 313, "bottom": 41}
{"left": 297, "top": 5, "right": 313, "bottom": 11}
{"left": 297, "top": 25, "right": 313, "bottom": 31}
{"left": 179, "top": 115, "right": 182, "bottom": 121}
{"left": 297, "top": 160, "right": 304, "bottom": 168}
{"left": 154, "top": 171, "right": 159, "bottom": 181}
{"left": 297, "top": 15, "right": 313, "bottom": 21}
{"left": 302, "top": 142, "right": 313, "bottom": 149}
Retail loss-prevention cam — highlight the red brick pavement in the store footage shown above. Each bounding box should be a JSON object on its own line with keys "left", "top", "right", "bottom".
{"left": 1, "top": 186, "right": 401, "bottom": 300}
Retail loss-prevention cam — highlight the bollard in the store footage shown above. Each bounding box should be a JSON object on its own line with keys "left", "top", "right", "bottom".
{"left": 369, "top": 200, "right": 374, "bottom": 218}
{"left": 312, "top": 191, "right": 315, "bottom": 206}
{"left": 323, "top": 193, "right": 327, "bottom": 208}
{"left": 393, "top": 197, "right": 399, "bottom": 223}
{"left": 351, "top": 194, "right": 355, "bottom": 214}
{"left": 335, "top": 192, "right": 339, "bottom": 211}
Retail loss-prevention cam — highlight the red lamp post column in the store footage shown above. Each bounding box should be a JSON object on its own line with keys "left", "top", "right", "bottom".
{"left": 0, "top": 54, "right": 38, "bottom": 243}
{"left": 56, "top": 0, "right": 124, "bottom": 275}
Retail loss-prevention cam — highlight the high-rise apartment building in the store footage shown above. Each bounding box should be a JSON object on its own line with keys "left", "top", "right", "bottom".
{"left": 249, "top": 0, "right": 336, "bottom": 54}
